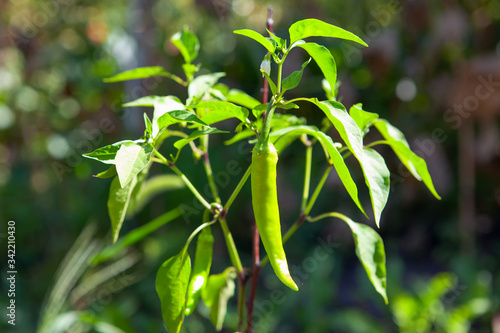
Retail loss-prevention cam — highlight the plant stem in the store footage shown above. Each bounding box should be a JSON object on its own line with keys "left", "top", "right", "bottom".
{"left": 246, "top": 222, "right": 261, "bottom": 333}
{"left": 201, "top": 135, "right": 221, "bottom": 204}
{"left": 218, "top": 216, "right": 244, "bottom": 275}
{"left": 237, "top": 276, "right": 247, "bottom": 332}
{"left": 168, "top": 163, "right": 212, "bottom": 211}
{"left": 301, "top": 145, "right": 312, "bottom": 212}
{"left": 224, "top": 166, "right": 251, "bottom": 212}
{"left": 306, "top": 211, "right": 345, "bottom": 223}
{"left": 304, "top": 164, "right": 332, "bottom": 215}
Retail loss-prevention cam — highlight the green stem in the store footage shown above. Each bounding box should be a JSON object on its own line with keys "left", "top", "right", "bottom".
{"left": 224, "top": 166, "right": 251, "bottom": 211}
{"left": 304, "top": 165, "right": 332, "bottom": 215}
{"left": 365, "top": 140, "right": 391, "bottom": 148}
{"left": 218, "top": 216, "right": 244, "bottom": 275}
{"left": 301, "top": 145, "right": 312, "bottom": 212}
{"left": 169, "top": 164, "right": 212, "bottom": 211}
{"left": 307, "top": 212, "right": 344, "bottom": 223}
{"left": 201, "top": 135, "right": 221, "bottom": 204}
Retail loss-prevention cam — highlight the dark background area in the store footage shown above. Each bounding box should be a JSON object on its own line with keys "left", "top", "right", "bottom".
{"left": 1, "top": 0, "right": 499, "bottom": 332}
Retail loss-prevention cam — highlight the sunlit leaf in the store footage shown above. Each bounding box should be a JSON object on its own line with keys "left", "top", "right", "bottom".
{"left": 191, "top": 101, "right": 249, "bottom": 125}
{"left": 171, "top": 28, "right": 200, "bottom": 64}
{"left": 187, "top": 72, "right": 226, "bottom": 105}
{"left": 103, "top": 66, "right": 173, "bottom": 82}
{"left": 201, "top": 267, "right": 237, "bottom": 330}
{"left": 374, "top": 119, "right": 441, "bottom": 200}
{"left": 349, "top": 103, "right": 379, "bottom": 134}
{"left": 151, "top": 96, "right": 186, "bottom": 138}
{"left": 281, "top": 58, "right": 311, "bottom": 93}
{"left": 289, "top": 19, "right": 368, "bottom": 46}
{"left": 156, "top": 110, "right": 209, "bottom": 132}
{"left": 93, "top": 165, "right": 117, "bottom": 179}
{"left": 233, "top": 29, "right": 276, "bottom": 53}
{"left": 83, "top": 140, "right": 134, "bottom": 165}
{"left": 108, "top": 176, "right": 136, "bottom": 243}
{"left": 270, "top": 125, "right": 365, "bottom": 215}
{"left": 115, "top": 142, "right": 153, "bottom": 188}
{"left": 174, "top": 128, "right": 228, "bottom": 151}
{"left": 226, "top": 89, "right": 261, "bottom": 109}
{"left": 156, "top": 249, "right": 191, "bottom": 333}
{"left": 296, "top": 43, "right": 337, "bottom": 95}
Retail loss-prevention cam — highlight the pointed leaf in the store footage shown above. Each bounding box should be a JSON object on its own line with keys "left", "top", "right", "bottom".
{"left": 226, "top": 89, "right": 261, "bottom": 109}
{"left": 93, "top": 165, "right": 117, "bottom": 179}
{"left": 224, "top": 129, "right": 256, "bottom": 145}
{"left": 174, "top": 128, "right": 228, "bottom": 151}
{"left": 185, "top": 227, "right": 214, "bottom": 316}
{"left": 289, "top": 19, "right": 368, "bottom": 46}
{"left": 104, "top": 66, "right": 172, "bottom": 82}
{"left": 91, "top": 208, "right": 182, "bottom": 265}
{"left": 190, "top": 101, "right": 249, "bottom": 125}
{"left": 374, "top": 119, "right": 441, "bottom": 199}
{"left": 108, "top": 176, "right": 136, "bottom": 243}
{"left": 151, "top": 96, "right": 186, "bottom": 138}
{"left": 299, "top": 98, "right": 389, "bottom": 223}
{"left": 233, "top": 29, "right": 276, "bottom": 53}
{"left": 157, "top": 110, "right": 209, "bottom": 132}
{"left": 271, "top": 125, "right": 365, "bottom": 215}
{"left": 156, "top": 250, "right": 191, "bottom": 333}
{"left": 282, "top": 58, "right": 311, "bottom": 93}
{"left": 296, "top": 43, "right": 337, "bottom": 94}
{"left": 201, "top": 267, "right": 237, "bottom": 331}
{"left": 361, "top": 148, "right": 390, "bottom": 226}
{"left": 115, "top": 142, "right": 154, "bottom": 188}
{"left": 123, "top": 95, "right": 171, "bottom": 107}
{"left": 349, "top": 103, "right": 379, "bottom": 134}
{"left": 171, "top": 28, "right": 200, "bottom": 64}
{"left": 261, "top": 71, "right": 277, "bottom": 95}
{"left": 83, "top": 140, "right": 134, "bottom": 165}
{"left": 330, "top": 213, "right": 387, "bottom": 304}
{"left": 143, "top": 113, "right": 152, "bottom": 135}
{"left": 187, "top": 73, "right": 226, "bottom": 105}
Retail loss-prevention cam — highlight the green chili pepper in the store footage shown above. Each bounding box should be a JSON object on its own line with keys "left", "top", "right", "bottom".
{"left": 251, "top": 142, "right": 298, "bottom": 291}
{"left": 184, "top": 226, "right": 214, "bottom": 316}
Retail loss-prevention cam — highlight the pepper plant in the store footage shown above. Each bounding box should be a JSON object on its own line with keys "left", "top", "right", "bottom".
{"left": 84, "top": 17, "right": 440, "bottom": 332}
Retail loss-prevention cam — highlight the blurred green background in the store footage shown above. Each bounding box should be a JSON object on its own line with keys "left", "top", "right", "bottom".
{"left": 1, "top": 0, "right": 499, "bottom": 332}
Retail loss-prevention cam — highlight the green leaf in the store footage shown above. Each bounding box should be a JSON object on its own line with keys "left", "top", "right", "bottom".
{"left": 297, "top": 99, "right": 390, "bottom": 223}
{"left": 174, "top": 128, "right": 228, "bottom": 151}
{"left": 226, "top": 89, "right": 261, "bottom": 109}
{"left": 143, "top": 113, "right": 152, "bottom": 136}
{"left": 83, "top": 140, "right": 134, "bottom": 165}
{"left": 296, "top": 43, "right": 337, "bottom": 94}
{"left": 360, "top": 148, "right": 390, "bottom": 227}
{"left": 182, "top": 63, "right": 199, "bottom": 81}
{"left": 91, "top": 208, "right": 182, "bottom": 265}
{"left": 152, "top": 96, "right": 186, "bottom": 138}
{"left": 267, "top": 30, "right": 287, "bottom": 51}
{"left": 123, "top": 95, "right": 171, "bottom": 107}
{"left": 108, "top": 176, "right": 136, "bottom": 243}
{"left": 115, "top": 142, "right": 154, "bottom": 188}
{"left": 276, "top": 101, "right": 300, "bottom": 110}
{"left": 270, "top": 125, "right": 365, "bottom": 216}
{"left": 103, "top": 66, "right": 172, "bottom": 82}
{"left": 374, "top": 119, "right": 441, "bottom": 199}
{"left": 190, "top": 101, "right": 249, "bottom": 125}
{"left": 349, "top": 103, "right": 379, "bottom": 134}
{"left": 128, "top": 174, "right": 185, "bottom": 216}
{"left": 185, "top": 227, "right": 214, "bottom": 316}
{"left": 281, "top": 58, "right": 311, "bottom": 93}
{"left": 224, "top": 129, "right": 256, "bottom": 145}
{"left": 331, "top": 213, "right": 387, "bottom": 304}
{"left": 171, "top": 28, "right": 200, "bottom": 64}
{"left": 289, "top": 19, "right": 368, "bottom": 47}
{"left": 156, "top": 249, "right": 191, "bottom": 333}
{"left": 201, "top": 267, "right": 237, "bottom": 331}
{"left": 233, "top": 29, "right": 276, "bottom": 53}
{"left": 261, "top": 71, "right": 277, "bottom": 95}
{"left": 187, "top": 72, "right": 226, "bottom": 105}
{"left": 93, "top": 165, "right": 117, "bottom": 179}
{"left": 156, "top": 110, "right": 209, "bottom": 132}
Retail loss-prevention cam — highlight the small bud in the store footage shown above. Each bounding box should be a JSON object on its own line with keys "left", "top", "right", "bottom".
{"left": 260, "top": 59, "right": 271, "bottom": 77}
